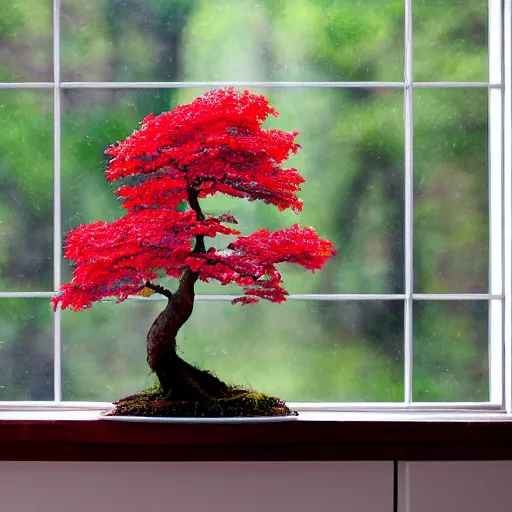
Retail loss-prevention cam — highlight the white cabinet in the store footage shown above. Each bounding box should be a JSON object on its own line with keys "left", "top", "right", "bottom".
{"left": 5, "top": 460, "right": 512, "bottom": 511}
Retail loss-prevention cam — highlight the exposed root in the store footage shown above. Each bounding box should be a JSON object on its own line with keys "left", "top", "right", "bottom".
{"left": 155, "top": 355, "right": 229, "bottom": 402}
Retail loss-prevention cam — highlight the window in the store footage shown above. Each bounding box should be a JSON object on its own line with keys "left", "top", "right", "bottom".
{"left": 0, "top": 0, "right": 510, "bottom": 415}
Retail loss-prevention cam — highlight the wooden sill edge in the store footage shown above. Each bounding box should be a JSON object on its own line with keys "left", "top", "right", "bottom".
{"left": 1, "top": 412, "right": 512, "bottom": 461}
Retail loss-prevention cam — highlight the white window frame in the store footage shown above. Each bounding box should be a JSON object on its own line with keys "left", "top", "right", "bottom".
{"left": 0, "top": 0, "right": 510, "bottom": 418}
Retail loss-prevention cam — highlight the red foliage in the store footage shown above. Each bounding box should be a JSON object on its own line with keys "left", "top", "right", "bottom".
{"left": 52, "top": 88, "right": 336, "bottom": 311}
{"left": 186, "top": 225, "right": 335, "bottom": 304}
{"left": 105, "top": 88, "right": 304, "bottom": 213}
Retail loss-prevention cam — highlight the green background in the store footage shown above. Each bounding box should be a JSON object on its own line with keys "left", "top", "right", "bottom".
{"left": 0, "top": 0, "right": 490, "bottom": 403}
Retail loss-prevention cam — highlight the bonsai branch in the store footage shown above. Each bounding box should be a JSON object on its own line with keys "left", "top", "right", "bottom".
{"left": 204, "top": 258, "right": 261, "bottom": 282}
{"left": 188, "top": 188, "right": 206, "bottom": 254}
{"left": 144, "top": 281, "right": 173, "bottom": 299}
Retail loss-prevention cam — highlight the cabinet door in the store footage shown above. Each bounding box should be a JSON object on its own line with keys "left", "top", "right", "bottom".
{"left": 404, "top": 461, "right": 512, "bottom": 512}
{"left": 0, "top": 461, "right": 393, "bottom": 512}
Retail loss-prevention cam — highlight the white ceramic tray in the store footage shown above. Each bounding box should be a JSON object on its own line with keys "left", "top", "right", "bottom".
{"left": 100, "top": 414, "right": 299, "bottom": 424}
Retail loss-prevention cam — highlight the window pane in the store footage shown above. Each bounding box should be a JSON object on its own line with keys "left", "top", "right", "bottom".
{"left": 0, "top": 90, "right": 53, "bottom": 291}
{"left": 62, "top": 300, "right": 161, "bottom": 401}
{"left": 62, "top": 299, "right": 403, "bottom": 402}
{"left": 181, "top": 300, "right": 404, "bottom": 402}
{"left": 61, "top": 87, "right": 404, "bottom": 294}
{"left": 61, "top": 0, "right": 404, "bottom": 82}
{"left": 413, "top": 0, "right": 488, "bottom": 82}
{"left": 414, "top": 88, "right": 488, "bottom": 294}
{"left": 413, "top": 301, "right": 489, "bottom": 402}
{"left": 0, "top": 299, "right": 54, "bottom": 400}
{"left": 0, "top": 0, "right": 53, "bottom": 82}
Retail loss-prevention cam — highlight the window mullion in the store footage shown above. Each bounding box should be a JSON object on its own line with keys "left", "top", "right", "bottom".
{"left": 487, "top": 0, "right": 505, "bottom": 406}
{"left": 404, "top": 0, "right": 414, "bottom": 406}
{"left": 53, "top": 0, "right": 62, "bottom": 404}
{"left": 503, "top": 0, "right": 512, "bottom": 413}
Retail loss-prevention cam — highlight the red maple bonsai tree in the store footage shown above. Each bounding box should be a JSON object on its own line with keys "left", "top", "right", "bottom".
{"left": 52, "top": 88, "right": 336, "bottom": 416}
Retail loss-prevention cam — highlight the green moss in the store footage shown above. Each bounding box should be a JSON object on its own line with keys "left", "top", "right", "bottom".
{"left": 107, "top": 386, "right": 296, "bottom": 418}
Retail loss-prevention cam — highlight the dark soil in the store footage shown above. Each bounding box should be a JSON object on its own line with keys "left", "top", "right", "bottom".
{"left": 106, "top": 384, "right": 296, "bottom": 418}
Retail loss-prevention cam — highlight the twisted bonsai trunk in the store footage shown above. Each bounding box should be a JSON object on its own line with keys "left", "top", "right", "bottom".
{"left": 145, "top": 269, "right": 228, "bottom": 402}
{"left": 112, "top": 270, "right": 293, "bottom": 416}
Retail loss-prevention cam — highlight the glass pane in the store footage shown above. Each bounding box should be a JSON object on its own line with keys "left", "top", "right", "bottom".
{"left": 0, "top": 1, "right": 53, "bottom": 82}
{"left": 413, "top": 301, "right": 489, "bottom": 402}
{"left": 0, "top": 299, "right": 54, "bottom": 400}
{"left": 181, "top": 300, "right": 404, "bottom": 402}
{"left": 0, "top": 90, "right": 53, "bottom": 291}
{"left": 61, "top": 0, "right": 403, "bottom": 82}
{"left": 414, "top": 88, "right": 488, "bottom": 294}
{"left": 413, "top": 0, "right": 488, "bottom": 82}
{"left": 61, "top": 87, "right": 404, "bottom": 294}
{"left": 62, "top": 299, "right": 403, "bottom": 402}
{"left": 62, "top": 299, "right": 164, "bottom": 401}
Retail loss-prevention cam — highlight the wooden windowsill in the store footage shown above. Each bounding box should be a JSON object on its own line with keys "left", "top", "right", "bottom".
{"left": 1, "top": 411, "right": 512, "bottom": 461}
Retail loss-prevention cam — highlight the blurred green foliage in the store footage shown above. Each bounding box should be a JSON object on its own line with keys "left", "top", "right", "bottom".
{"left": 0, "top": 0, "right": 490, "bottom": 403}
